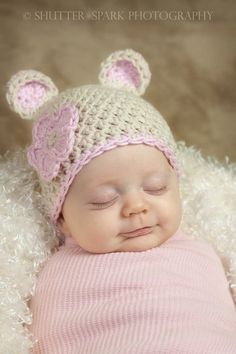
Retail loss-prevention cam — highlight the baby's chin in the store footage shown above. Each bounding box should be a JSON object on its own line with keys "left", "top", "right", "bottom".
{"left": 106, "top": 233, "right": 169, "bottom": 252}
{"left": 113, "top": 233, "right": 167, "bottom": 253}
{"left": 78, "top": 231, "right": 173, "bottom": 254}
{"left": 81, "top": 236, "right": 159, "bottom": 254}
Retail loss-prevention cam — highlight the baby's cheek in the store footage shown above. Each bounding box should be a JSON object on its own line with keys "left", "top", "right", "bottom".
{"left": 159, "top": 199, "right": 180, "bottom": 228}
{"left": 87, "top": 212, "right": 115, "bottom": 235}
{"left": 167, "top": 203, "right": 182, "bottom": 234}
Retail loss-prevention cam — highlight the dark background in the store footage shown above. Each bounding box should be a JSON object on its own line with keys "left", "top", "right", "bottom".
{"left": 1, "top": 0, "right": 235, "bottom": 162}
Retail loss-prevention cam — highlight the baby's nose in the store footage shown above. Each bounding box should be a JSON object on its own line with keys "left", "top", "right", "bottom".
{"left": 121, "top": 191, "right": 149, "bottom": 217}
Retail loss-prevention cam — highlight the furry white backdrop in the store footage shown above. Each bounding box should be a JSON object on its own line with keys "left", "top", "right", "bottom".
{"left": 0, "top": 142, "right": 235, "bottom": 353}
{"left": 0, "top": 150, "right": 58, "bottom": 354}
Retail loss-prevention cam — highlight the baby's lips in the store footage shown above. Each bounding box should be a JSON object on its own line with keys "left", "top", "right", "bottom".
{"left": 121, "top": 226, "right": 153, "bottom": 237}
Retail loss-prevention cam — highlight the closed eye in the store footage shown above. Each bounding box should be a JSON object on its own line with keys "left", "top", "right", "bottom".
{"left": 144, "top": 186, "right": 167, "bottom": 195}
{"left": 90, "top": 197, "right": 118, "bottom": 209}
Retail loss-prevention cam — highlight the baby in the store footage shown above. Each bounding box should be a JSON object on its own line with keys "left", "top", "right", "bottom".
{"left": 6, "top": 49, "right": 236, "bottom": 353}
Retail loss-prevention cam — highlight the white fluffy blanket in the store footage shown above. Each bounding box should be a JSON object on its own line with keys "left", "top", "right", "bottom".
{"left": 0, "top": 142, "right": 235, "bottom": 354}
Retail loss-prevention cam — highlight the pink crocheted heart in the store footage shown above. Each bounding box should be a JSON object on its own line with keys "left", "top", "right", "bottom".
{"left": 27, "top": 104, "right": 79, "bottom": 181}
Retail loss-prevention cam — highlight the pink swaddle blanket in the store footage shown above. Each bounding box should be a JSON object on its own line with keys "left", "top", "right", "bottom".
{"left": 29, "top": 231, "right": 236, "bottom": 353}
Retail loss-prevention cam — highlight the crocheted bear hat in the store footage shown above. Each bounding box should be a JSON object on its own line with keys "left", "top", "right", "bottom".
{"left": 6, "top": 49, "right": 180, "bottom": 223}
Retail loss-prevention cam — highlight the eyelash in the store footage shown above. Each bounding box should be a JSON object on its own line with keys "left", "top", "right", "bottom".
{"left": 144, "top": 186, "right": 167, "bottom": 195}
{"left": 91, "top": 197, "right": 118, "bottom": 209}
{"left": 90, "top": 187, "right": 167, "bottom": 209}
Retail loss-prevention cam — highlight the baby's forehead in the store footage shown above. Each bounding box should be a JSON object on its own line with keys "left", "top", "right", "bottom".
{"left": 73, "top": 145, "right": 171, "bottom": 185}
{"left": 83, "top": 145, "right": 168, "bottom": 169}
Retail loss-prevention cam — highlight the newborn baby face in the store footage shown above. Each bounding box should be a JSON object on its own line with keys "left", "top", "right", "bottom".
{"left": 59, "top": 144, "right": 182, "bottom": 253}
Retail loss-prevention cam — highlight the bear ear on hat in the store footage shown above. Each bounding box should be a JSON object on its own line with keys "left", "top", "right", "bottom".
{"left": 6, "top": 70, "right": 58, "bottom": 120}
{"left": 98, "top": 49, "right": 151, "bottom": 96}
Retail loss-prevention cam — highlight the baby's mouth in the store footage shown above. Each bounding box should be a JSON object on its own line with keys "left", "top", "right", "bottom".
{"left": 121, "top": 226, "right": 153, "bottom": 238}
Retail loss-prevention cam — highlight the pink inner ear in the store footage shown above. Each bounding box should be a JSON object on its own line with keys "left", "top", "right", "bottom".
{"left": 106, "top": 60, "right": 140, "bottom": 88}
{"left": 17, "top": 81, "right": 48, "bottom": 109}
